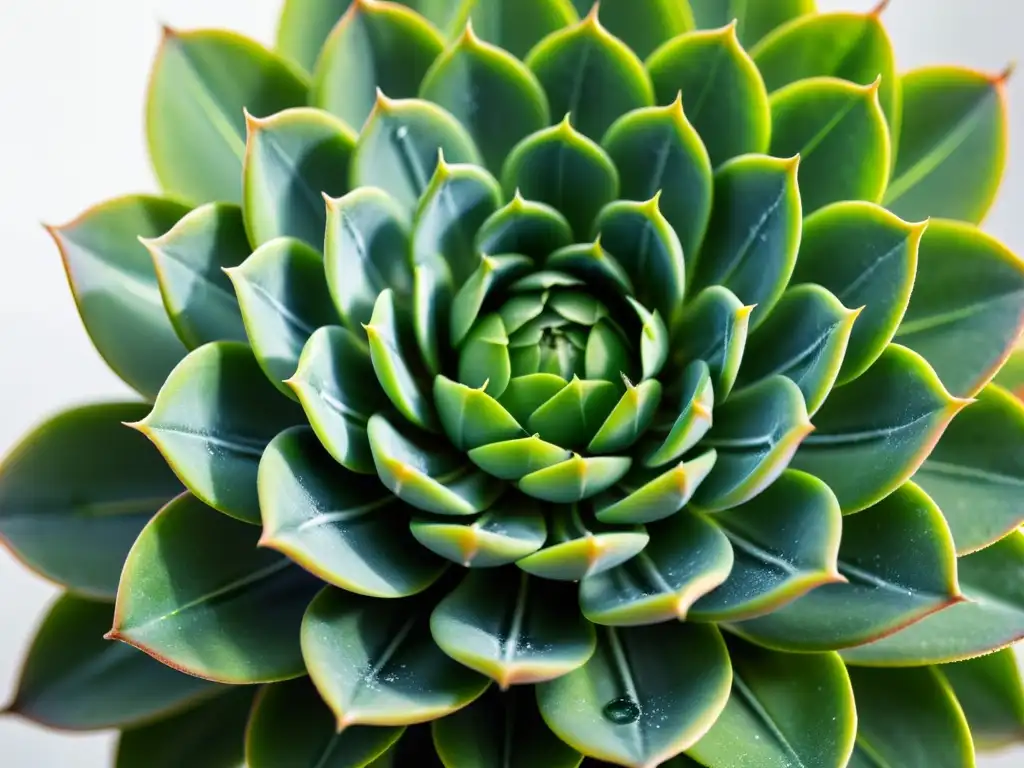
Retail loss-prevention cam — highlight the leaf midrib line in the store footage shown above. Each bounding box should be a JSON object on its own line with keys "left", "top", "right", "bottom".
{"left": 803, "top": 406, "right": 944, "bottom": 447}
{"left": 917, "top": 459, "right": 1024, "bottom": 488}
{"left": 733, "top": 672, "right": 806, "bottom": 767}
{"left": 175, "top": 45, "right": 247, "bottom": 161}
{"left": 261, "top": 131, "right": 330, "bottom": 228}
{"left": 716, "top": 179, "right": 787, "bottom": 288}
{"left": 243, "top": 279, "right": 319, "bottom": 337}
{"left": 896, "top": 289, "right": 1024, "bottom": 337}
{"left": 147, "top": 425, "right": 268, "bottom": 458}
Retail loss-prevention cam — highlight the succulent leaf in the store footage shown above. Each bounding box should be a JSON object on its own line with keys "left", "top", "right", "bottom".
{"left": 595, "top": 449, "right": 716, "bottom": 525}
{"left": 591, "top": 0, "right": 693, "bottom": 60}
{"left": 644, "top": 360, "right": 714, "bottom": 468}
{"left": 670, "top": 287, "right": 752, "bottom": 404}
{"left": 937, "top": 649, "right": 1024, "bottom": 751}
{"left": 476, "top": 194, "right": 575, "bottom": 260}
{"left": 688, "top": 0, "right": 815, "bottom": 49}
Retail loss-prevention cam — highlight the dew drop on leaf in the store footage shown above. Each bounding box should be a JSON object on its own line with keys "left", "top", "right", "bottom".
{"left": 602, "top": 695, "right": 641, "bottom": 724}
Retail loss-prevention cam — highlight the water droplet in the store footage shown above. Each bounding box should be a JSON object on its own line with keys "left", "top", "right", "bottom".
{"left": 395, "top": 125, "right": 409, "bottom": 140}
{"left": 602, "top": 696, "right": 641, "bottom": 724}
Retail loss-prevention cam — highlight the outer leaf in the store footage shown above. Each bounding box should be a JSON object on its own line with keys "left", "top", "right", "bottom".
{"left": 467, "top": 0, "right": 578, "bottom": 60}
{"left": 7, "top": 594, "right": 219, "bottom": 730}
{"left": 595, "top": 450, "right": 716, "bottom": 525}
{"left": 311, "top": 0, "right": 444, "bottom": 129}
{"left": 420, "top": 24, "right": 550, "bottom": 173}
{"left": 736, "top": 284, "right": 860, "bottom": 416}
{"left": 915, "top": 384, "right": 1024, "bottom": 554}
{"left": 690, "top": 470, "right": 843, "bottom": 623}
{"left": 840, "top": 531, "right": 1024, "bottom": 666}
{"left": 367, "top": 413, "right": 504, "bottom": 516}
{"left": 243, "top": 108, "right": 355, "bottom": 250}
{"left": 110, "top": 493, "right": 322, "bottom": 683}
{"left": 246, "top": 677, "right": 403, "bottom": 768}
{"left": 227, "top": 237, "right": 340, "bottom": 396}
{"left": 433, "top": 686, "right": 582, "bottom": 768}
{"left": 791, "top": 344, "right": 967, "bottom": 514}
{"left": 133, "top": 342, "right": 303, "bottom": 524}
{"left": 259, "top": 427, "right": 445, "bottom": 597}
{"left": 690, "top": 155, "right": 801, "bottom": 327}
{"left": 601, "top": 98, "right": 712, "bottom": 260}
{"left": 350, "top": 95, "right": 481, "bottom": 211}
{"left": 695, "top": 376, "right": 813, "bottom": 513}
{"left": 687, "top": 638, "right": 856, "bottom": 768}
{"left": 47, "top": 195, "right": 190, "bottom": 399}
{"left": 431, "top": 569, "right": 596, "bottom": 688}
{"left": 994, "top": 347, "right": 1024, "bottom": 396}
{"left": 301, "top": 586, "right": 490, "bottom": 727}
{"left": 732, "top": 482, "right": 960, "bottom": 653}
{"left": 688, "top": 0, "right": 815, "bottom": 49}
{"left": 147, "top": 29, "right": 308, "bottom": 205}
{"left": 580, "top": 511, "right": 733, "bottom": 626}
{"left": 792, "top": 201, "right": 924, "bottom": 383}
{"left": 277, "top": 0, "right": 353, "bottom": 73}
{"left": 847, "top": 667, "right": 975, "bottom": 768}
{"left": 938, "top": 650, "right": 1024, "bottom": 750}
{"left": 116, "top": 688, "right": 255, "bottom": 768}
{"left": 591, "top": 0, "right": 692, "bottom": 60}
{"left": 537, "top": 623, "right": 732, "bottom": 767}
{"left": 885, "top": 66, "right": 1009, "bottom": 224}
{"left": 525, "top": 9, "right": 654, "bottom": 141}
{"left": 0, "top": 403, "right": 181, "bottom": 600}
{"left": 769, "top": 77, "right": 889, "bottom": 214}
{"left": 502, "top": 116, "right": 619, "bottom": 240}
{"left": 896, "top": 219, "right": 1024, "bottom": 398}
{"left": 646, "top": 23, "right": 771, "bottom": 168}
{"left": 476, "top": 193, "right": 574, "bottom": 260}
{"left": 644, "top": 360, "right": 714, "bottom": 468}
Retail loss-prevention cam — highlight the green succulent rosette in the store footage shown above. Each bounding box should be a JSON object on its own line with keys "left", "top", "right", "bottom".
{"left": 3, "top": 1, "right": 1024, "bottom": 766}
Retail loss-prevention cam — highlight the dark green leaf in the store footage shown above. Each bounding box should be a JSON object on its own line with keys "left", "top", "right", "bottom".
{"left": 792, "top": 200, "right": 924, "bottom": 383}
{"left": 431, "top": 568, "right": 596, "bottom": 687}
{"left": 434, "top": 376, "right": 527, "bottom": 450}
{"left": 527, "top": 376, "right": 620, "bottom": 449}
{"left": 547, "top": 241, "right": 634, "bottom": 296}
{"left": 644, "top": 360, "right": 714, "bottom": 468}
{"left": 994, "top": 347, "right": 1024, "bottom": 395}
{"left": 8, "top": 594, "right": 220, "bottom": 730}
{"left": 595, "top": 450, "right": 716, "bottom": 525}
{"left": 647, "top": 23, "right": 770, "bottom": 168}
{"left": 476, "top": 193, "right": 574, "bottom": 260}
{"left": 247, "top": 677, "right": 403, "bottom": 768}
{"left": 585, "top": 319, "right": 634, "bottom": 383}
{"left": 588, "top": 379, "right": 663, "bottom": 455}
{"left": 468, "top": 0, "right": 578, "bottom": 60}
{"left": 518, "top": 455, "right": 634, "bottom": 506}
{"left": 414, "top": 253, "right": 455, "bottom": 376}
{"left": 537, "top": 623, "right": 731, "bottom": 767}
{"left": 525, "top": 8, "right": 654, "bottom": 141}
{"left": 468, "top": 434, "right": 571, "bottom": 481}
{"left": 0, "top": 403, "right": 181, "bottom": 600}
{"left": 669, "top": 288, "right": 751, "bottom": 404}
{"left": 458, "top": 313, "right": 513, "bottom": 396}
{"left": 276, "top": 0, "right": 353, "bottom": 74}
{"left": 302, "top": 586, "right": 490, "bottom": 726}
{"left": 311, "top": 0, "right": 444, "bottom": 129}
{"left": 47, "top": 195, "right": 190, "bottom": 399}
{"left": 885, "top": 66, "right": 1009, "bottom": 224}
{"left": 243, "top": 107, "right": 355, "bottom": 250}
{"left": 112, "top": 493, "right": 321, "bottom": 682}
{"left": 896, "top": 219, "right": 1024, "bottom": 397}
{"left": 938, "top": 649, "right": 1024, "bottom": 750}
{"left": 592, "top": 0, "right": 692, "bottom": 60}
{"left": 371, "top": 725, "right": 444, "bottom": 766}
{"left": 628, "top": 299, "right": 669, "bottom": 380}
{"left": 732, "top": 482, "right": 960, "bottom": 652}
{"left": 769, "top": 77, "right": 890, "bottom": 214}
{"left": 792, "top": 344, "right": 968, "bottom": 514}
{"left": 451, "top": 255, "right": 534, "bottom": 346}
{"left": 689, "top": 0, "right": 815, "bottom": 50}
{"left": 134, "top": 342, "right": 303, "bottom": 523}
{"left": 147, "top": 29, "right": 308, "bottom": 205}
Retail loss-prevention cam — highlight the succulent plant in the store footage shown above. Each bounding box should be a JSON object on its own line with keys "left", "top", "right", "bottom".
{"left": 4, "top": 0, "right": 1024, "bottom": 766}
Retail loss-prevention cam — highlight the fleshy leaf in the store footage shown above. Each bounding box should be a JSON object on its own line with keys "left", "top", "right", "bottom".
{"left": 938, "top": 649, "right": 1024, "bottom": 750}
{"left": 0, "top": 403, "right": 181, "bottom": 600}
{"left": 601, "top": 99, "right": 712, "bottom": 260}
{"left": 143, "top": 203, "right": 249, "bottom": 349}
{"left": 736, "top": 284, "right": 860, "bottom": 416}
{"left": 547, "top": 241, "right": 634, "bottom": 297}
{"left": 690, "top": 155, "right": 801, "bottom": 327}
{"left": 695, "top": 377, "right": 813, "bottom": 513}
{"left": 580, "top": 511, "right": 733, "bottom": 625}
{"left": 458, "top": 313, "right": 513, "bottom": 396}
{"left": 350, "top": 95, "right": 481, "bottom": 212}
{"left": 690, "top": 470, "right": 843, "bottom": 623}
{"left": 791, "top": 344, "right": 968, "bottom": 514}
{"left": 688, "top": 637, "right": 857, "bottom": 768}
{"left": 432, "top": 686, "right": 583, "bottom": 768}
{"left": 502, "top": 116, "right": 619, "bottom": 240}
{"left": 585, "top": 320, "right": 634, "bottom": 382}
{"left": 468, "top": 0, "right": 578, "bottom": 60}
{"left": 420, "top": 23, "right": 550, "bottom": 173}
{"left": 243, "top": 108, "right": 355, "bottom": 250}
{"left": 646, "top": 24, "right": 771, "bottom": 168}
{"left": 227, "top": 237, "right": 339, "bottom": 396}
{"left": 519, "top": 455, "right": 634, "bottom": 505}
{"left": 915, "top": 384, "right": 1024, "bottom": 554}
{"left": 111, "top": 493, "right": 322, "bottom": 683}
{"left": 301, "top": 586, "right": 490, "bottom": 727}
{"left": 527, "top": 377, "right": 621, "bottom": 449}
{"left": 688, "top": 0, "right": 814, "bottom": 49}
{"left": 885, "top": 66, "right": 1009, "bottom": 224}
{"left": 792, "top": 201, "right": 924, "bottom": 383}
{"left": 468, "top": 433, "right": 572, "bottom": 481}
{"left": 498, "top": 373, "right": 569, "bottom": 425}
{"left": 431, "top": 569, "right": 596, "bottom": 687}
{"left": 847, "top": 667, "right": 975, "bottom": 768}
{"left": 133, "top": 342, "right": 303, "bottom": 523}
{"left": 259, "top": 427, "right": 445, "bottom": 597}
{"left": 311, "top": 0, "right": 444, "bottom": 130}
{"left": 670, "top": 288, "right": 751, "bottom": 404}
{"left": 367, "top": 413, "right": 504, "bottom": 516}
{"left": 147, "top": 29, "right": 308, "bottom": 205}
{"left": 588, "top": 378, "right": 663, "bottom": 455}
{"left": 644, "top": 360, "right": 714, "bottom": 468}
{"left": 525, "top": 8, "right": 654, "bottom": 142}
{"left": 452, "top": 255, "right": 532, "bottom": 348}
{"left": 732, "top": 482, "right": 960, "bottom": 652}
{"left": 276, "top": 0, "right": 353, "bottom": 73}
{"left": 434, "top": 376, "right": 527, "bottom": 450}
{"left": 476, "top": 193, "right": 575, "bottom": 260}
{"left": 769, "top": 77, "right": 890, "bottom": 214}
{"left": 8, "top": 594, "right": 219, "bottom": 730}
{"left": 595, "top": 450, "right": 716, "bottom": 525}
{"left": 414, "top": 253, "right": 455, "bottom": 376}
{"left": 47, "top": 195, "right": 191, "bottom": 399}
{"left": 247, "top": 677, "right": 403, "bottom": 768}
{"left": 591, "top": 0, "right": 693, "bottom": 60}
{"left": 372, "top": 725, "right": 444, "bottom": 766}
{"left": 536, "top": 623, "right": 732, "bottom": 767}
{"left": 896, "top": 219, "right": 1024, "bottom": 398}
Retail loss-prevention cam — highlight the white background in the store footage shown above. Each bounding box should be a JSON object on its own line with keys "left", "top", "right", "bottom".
{"left": 0, "top": 1, "right": 1022, "bottom": 765}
